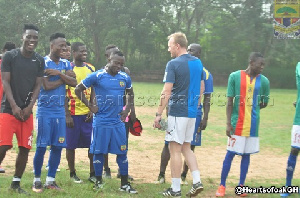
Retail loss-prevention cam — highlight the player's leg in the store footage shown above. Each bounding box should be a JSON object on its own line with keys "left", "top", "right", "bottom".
{"left": 0, "top": 113, "right": 15, "bottom": 173}
{"left": 117, "top": 121, "right": 134, "bottom": 180}
{"left": 103, "top": 154, "right": 111, "bottom": 178}
{"left": 33, "top": 146, "right": 46, "bottom": 193}
{"left": 66, "top": 115, "right": 82, "bottom": 183}
{"left": 181, "top": 145, "right": 195, "bottom": 183}
{"left": 215, "top": 151, "right": 235, "bottom": 197}
{"left": 88, "top": 149, "right": 96, "bottom": 183}
{"left": 45, "top": 117, "right": 66, "bottom": 190}
{"left": 239, "top": 154, "right": 250, "bottom": 186}
{"left": 285, "top": 147, "right": 299, "bottom": 186}
{"left": 93, "top": 153, "right": 105, "bottom": 190}
{"left": 45, "top": 145, "right": 63, "bottom": 190}
{"left": 12, "top": 115, "right": 33, "bottom": 195}
{"left": 156, "top": 142, "right": 170, "bottom": 184}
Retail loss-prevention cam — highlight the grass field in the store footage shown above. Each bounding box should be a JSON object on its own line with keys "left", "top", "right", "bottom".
{"left": 0, "top": 82, "right": 299, "bottom": 197}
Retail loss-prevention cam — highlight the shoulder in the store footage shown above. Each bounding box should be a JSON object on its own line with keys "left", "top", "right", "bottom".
{"left": 260, "top": 74, "right": 270, "bottom": 84}
{"left": 3, "top": 49, "right": 18, "bottom": 59}
{"left": 85, "top": 62, "right": 96, "bottom": 72}
{"left": 95, "top": 69, "right": 106, "bottom": 78}
{"left": 229, "top": 70, "right": 241, "bottom": 77}
{"left": 119, "top": 71, "right": 130, "bottom": 79}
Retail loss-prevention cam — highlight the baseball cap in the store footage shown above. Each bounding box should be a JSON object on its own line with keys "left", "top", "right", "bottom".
{"left": 128, "top": 116, "right": 143, "bottom": 136}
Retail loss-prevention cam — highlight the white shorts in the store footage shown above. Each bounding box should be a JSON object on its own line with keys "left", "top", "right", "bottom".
{"left": 291, "top": 125, "right": 300, "bottom": 149}
{"left": 165, "top": 116, "right": 196, "bottom": 145}
{"left": 227, "top": 135, "right": 259, "bottom": 155}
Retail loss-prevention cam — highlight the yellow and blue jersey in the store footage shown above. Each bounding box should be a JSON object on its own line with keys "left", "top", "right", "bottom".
{"left": 67, "top": 62, "right": 95, "bottom": 115}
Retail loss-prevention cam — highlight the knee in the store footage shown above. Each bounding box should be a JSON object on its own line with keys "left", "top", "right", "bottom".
{"left": 0, "top": 145, "right": 12, "bottom": 152}
{"left": 117, "top": 154, "right": 128, "bottom": 164}
{"left": 18, "top": 146, "right": 30, "bottom": 155}
{"left": 291, "top": 148, "right": 299, "bottom": 156}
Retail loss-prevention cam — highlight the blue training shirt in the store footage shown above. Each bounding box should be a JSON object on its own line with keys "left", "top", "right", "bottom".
{"left": 82, "top": 69, "right": 132, "bottom": 125}
{"left": 163, "top": 54, "right": 203, "bottom": 118}
{"left": 37, "top": 56, "right": 72, "bottom": 115}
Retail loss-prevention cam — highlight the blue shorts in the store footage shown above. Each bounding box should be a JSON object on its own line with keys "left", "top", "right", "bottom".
{"left": 191, "top": 111, "right": 202, "bottom": 146}
{"left": 66, "top": 115, "right": 92, "bottom": 149}
{"left": 36, "top": 115, "right": 66, "bottom": 148}
{"left": 90, "top": 122, "right": 127, "bottom": 155}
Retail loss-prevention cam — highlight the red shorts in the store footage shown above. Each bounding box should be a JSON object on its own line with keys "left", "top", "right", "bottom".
{"left": 0, "top": 113, "right": 33, "bottom": 149}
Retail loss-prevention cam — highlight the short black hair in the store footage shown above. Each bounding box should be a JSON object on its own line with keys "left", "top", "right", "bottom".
{"left": 23, "top": 24, "right": 39, "bottom": 32}
{"left": 3, "top": 41, "right": 16, "bottom": 51}
{"left": 249, "top": 52, "right": 263, "bottom": 62}
{"left": 71, "top": 42, "right": 85, "bottom": 52}
{"left": 50, "top": 33, "right": 65, "bottom": 42}
{"left": 105, "top": 44, "right": 118, "bottom": 51}
{"left": 111, "top": 50, "right": 124, "bottom": 57}
{"left": 66, "top": 41, "right": 71, "bottom": 46}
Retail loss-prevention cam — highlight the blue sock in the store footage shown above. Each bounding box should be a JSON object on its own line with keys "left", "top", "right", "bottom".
{"left": 93, "top": 154, "right": 104, "bottom": 177}
{"left": 116, "top": 154, "right": 128, "bottom": 175}
{"left": 239, "top": 154, "right": 250, "bottom": 186}
{"left": 286, "top": 153, "right": 297, "bottom": 186}
{"left": 33, "top": 147, "right": 47, "bottom": 177}
{"left": 47, "top": 146, "right": 62, "bottom": 178}
{"left": 220, "top": 151, "right": 235, "bottom": 186}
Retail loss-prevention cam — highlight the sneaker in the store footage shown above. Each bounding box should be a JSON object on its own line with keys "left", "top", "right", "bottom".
{"left": 0, "top": 165, "right": 5, "bottom": 173}
{"left": 71, "top": 174, "right": 83, "bottom": 184}
{"left": 32, "top": 181, "right": 43, "bottom": 193}
{"left": 93, "top": 180, "right": 104, "bottom": 191}
{"left": 186, "top": 182, "right": 203, "bottom": 197}
{"left": 119, "top": 182, "right": 138, "bottom": 194}
{"left": 10, "top": 185, "right": 30, "bottom": 195}
{"left": 216, "top": 185, "right": 225, "bottom": 197}
{"left": 155, "top": 174, "right": 165, "bottom": 184}
{"left": 44, "top": 181, "right": 62, "bottom": 190}
{"left": 88, "top": 176, "right": 97, "bottom": 184}
{"left": 162, "top": 188, "right": 181, "bottom": 197}
{"left": 103, "top": 168, "right": 111, "bottom": 179}
{"left": 238, "top": 184, "right": 247, "bottom": 197}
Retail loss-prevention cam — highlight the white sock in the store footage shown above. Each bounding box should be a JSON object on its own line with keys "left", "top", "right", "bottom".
{"left": 171, "top": 178, "right": 181, "bottom": 192}
{"left": 192, "top": 170, "right": 201, "bottom": 184}
{"left": 33, "top": 177, "right": 41, "bottom": 184}
{"left": 46, "top": 176, "right": 55, "bottom": 184}
{"left": 12, "top": 177, "right": 21, "bottom": 182}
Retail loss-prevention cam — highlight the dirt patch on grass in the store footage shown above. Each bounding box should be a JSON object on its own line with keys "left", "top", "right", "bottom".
{"left": 1, "top": 106, "right": 295, "bottom": 189}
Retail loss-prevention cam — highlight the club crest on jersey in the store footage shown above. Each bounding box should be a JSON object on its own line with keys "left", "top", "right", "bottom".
{"left": 120, "top": 81, "right": 125, "bottom": 87}
{"left": 121, "top": 145, "right": 127, "bottom": 151}
{"left": 58, "top": 137, "right": 65, "bottom": 143}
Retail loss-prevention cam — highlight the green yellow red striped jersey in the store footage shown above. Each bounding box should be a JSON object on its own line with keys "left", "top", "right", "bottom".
{"left": 67, "top": 62, "right": 95, "bottom": 115}
{"left": 227, "top": 70, "right": 270, "bottom": 137}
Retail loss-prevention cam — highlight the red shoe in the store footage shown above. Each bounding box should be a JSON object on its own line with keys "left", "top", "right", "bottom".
{"left": 216, "top": 185, "right": 226, "bottom": 197}
{"left": 238, "top": 185, "right": 247, "bottom": 197}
